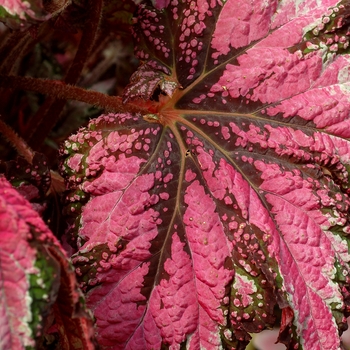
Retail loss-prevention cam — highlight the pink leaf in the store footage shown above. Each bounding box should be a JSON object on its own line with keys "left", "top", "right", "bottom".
{"left": 123, "top": 60, "right": 179, "bottom": 103}
{"left": 61, "top": 1, "right": 350, "bottom": 349}
{"left": 0, "top": 0, "right": 50, "bottom": 29}
{"left": 0, "top": 176, "right": 94, "bottom": 349}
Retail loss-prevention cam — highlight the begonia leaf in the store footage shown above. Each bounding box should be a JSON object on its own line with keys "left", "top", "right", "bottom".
{"left": 0, "top": 177, "right": 94, "bottom": 349}
{"left": 0, "top": 0, "right": 49, "bottom": 29}
{"left": 60, "top": 0, "right": 350, "bottom": 349}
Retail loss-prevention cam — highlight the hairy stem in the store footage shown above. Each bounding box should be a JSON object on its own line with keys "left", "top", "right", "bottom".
{"left": 0, "top": 75, "right": 149, "bottom": 115}
{"left": 0, "top": 118, "right": 34, "bottom": 164}
{"left": 64, "top": 0, "right": 103, "bottom": 85}
{"left": 0, "top": 31, "right": 31, "bottom": 74}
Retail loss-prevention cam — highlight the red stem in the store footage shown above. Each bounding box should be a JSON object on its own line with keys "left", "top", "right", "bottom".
{"left": 0, "top": 118, "right": 34, "bottom": 164}
{"left": 0, "top": 31, "right": 30, "bottom": 74}
{"left": 0, "top": 75, "right": 149, "bottom": 115}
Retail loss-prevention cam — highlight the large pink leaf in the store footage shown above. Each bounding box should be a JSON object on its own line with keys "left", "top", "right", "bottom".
{"left": 60, "top": 0, "right": 350, "bottom": 349}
